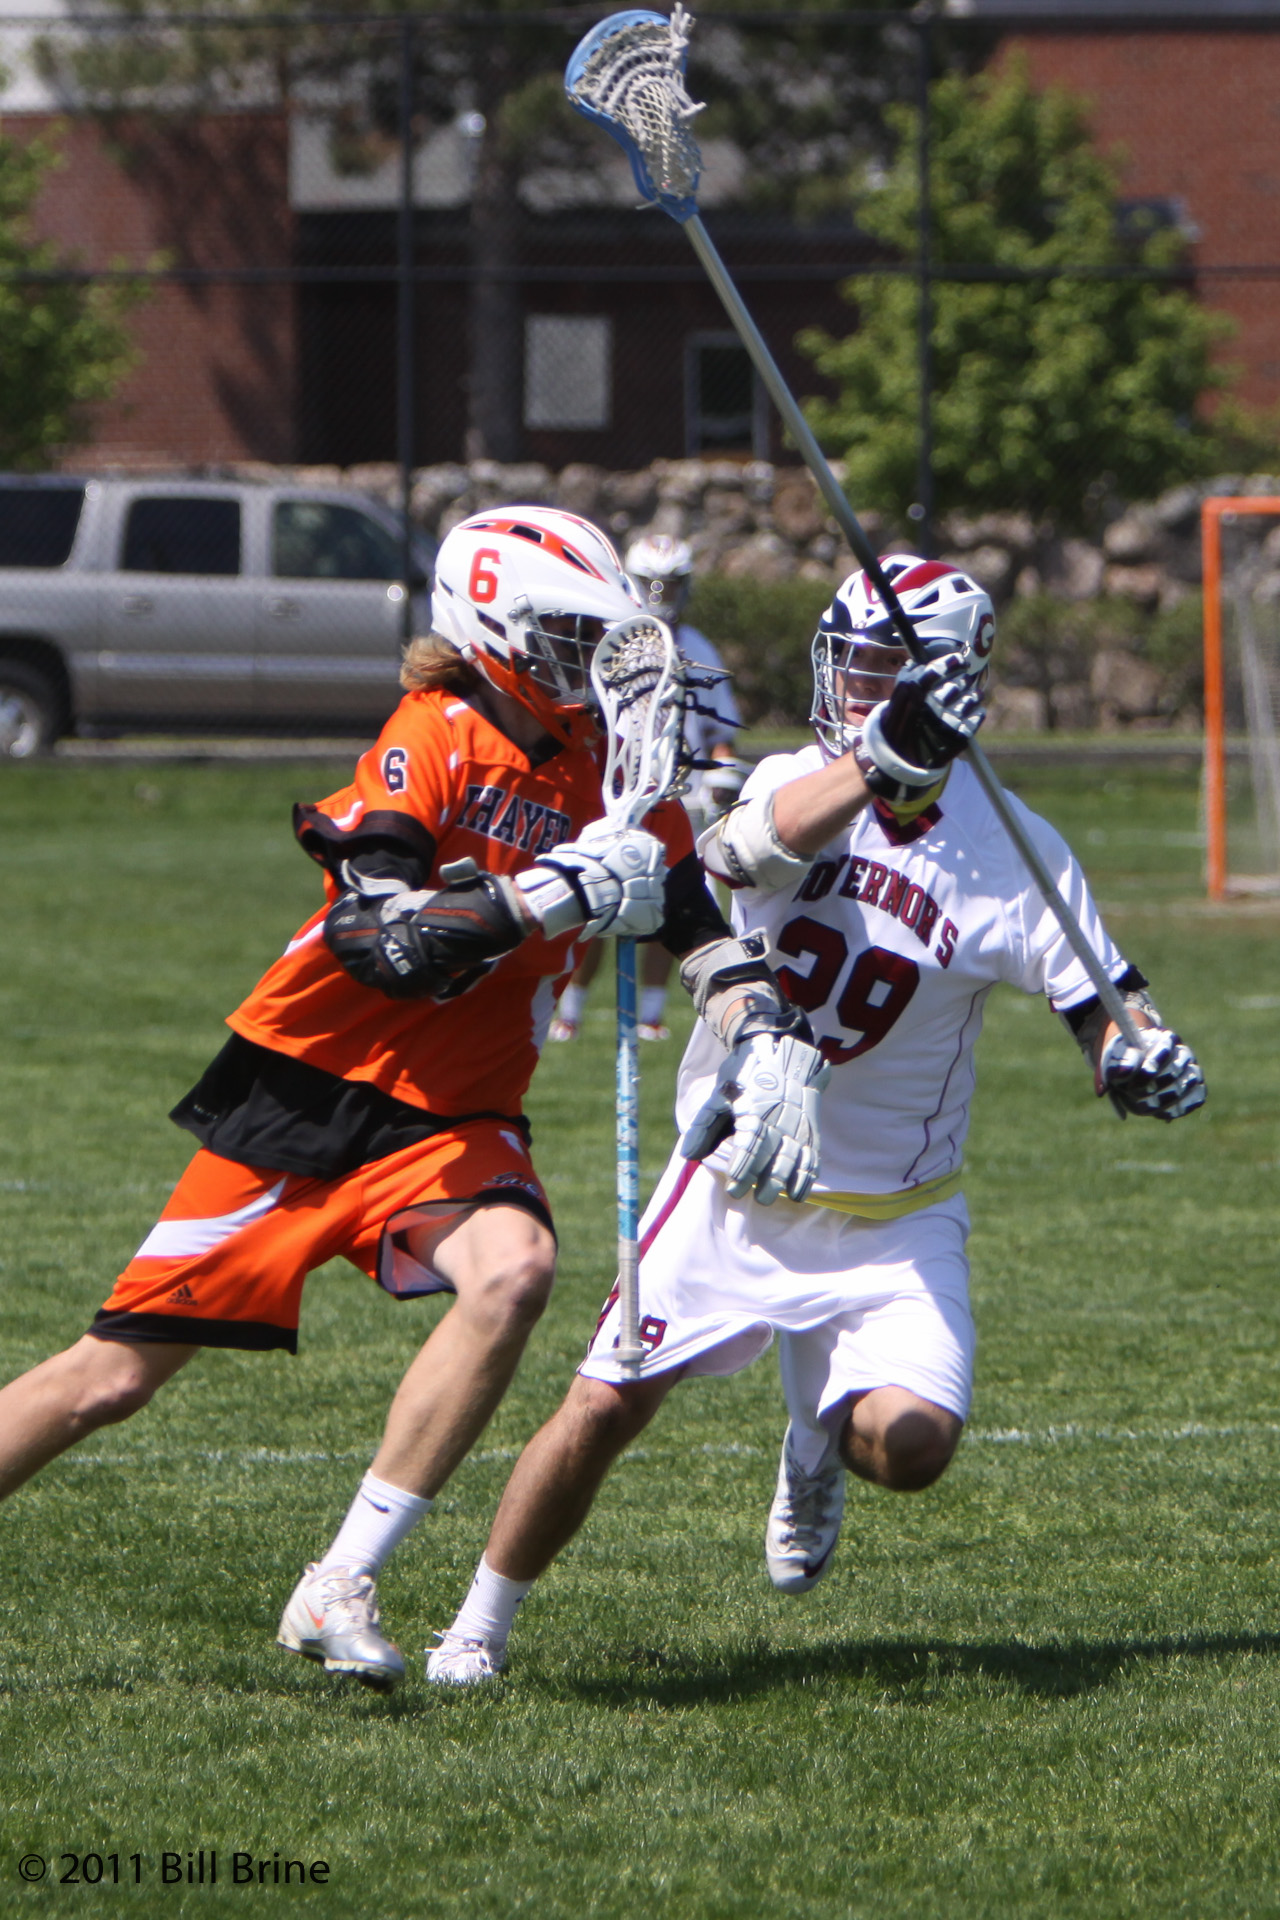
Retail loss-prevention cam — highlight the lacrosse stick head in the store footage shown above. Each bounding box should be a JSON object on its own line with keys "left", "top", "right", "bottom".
{"left": 591, "top": 614, "right": 687, "bottom": 828}
{"left": 565, "top": 6, "right": 704, "bottom": 224}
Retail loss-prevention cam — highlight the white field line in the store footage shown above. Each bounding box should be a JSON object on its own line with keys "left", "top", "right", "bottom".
{"left": 56, "top": 1422, "right": 1280, "bottom": 1473}
{"left": 967, "top": 1421, "right": 1280, "bottom": 1447}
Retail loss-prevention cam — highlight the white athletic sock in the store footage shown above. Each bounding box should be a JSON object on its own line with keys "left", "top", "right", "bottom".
{"left": 640, "top": 986, "right": 668, "bottom": 1027}
{"left": 316, "top": 1471, "right": 432, "bottom": 1578}
{"left": 449, "top": 1554, "right": 534, "bottom": 1650}
{"left": 557, "top": 984, "right": 589, "bottom": 1026}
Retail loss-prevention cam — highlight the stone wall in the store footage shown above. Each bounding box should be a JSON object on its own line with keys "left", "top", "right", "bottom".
{"left": 178, "top": 454, "right": 1277, "bottom": 729}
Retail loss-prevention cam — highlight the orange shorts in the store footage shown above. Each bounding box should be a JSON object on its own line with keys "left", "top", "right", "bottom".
{"left": 90, "top": 1121, "right": 552, "bottom": 1354}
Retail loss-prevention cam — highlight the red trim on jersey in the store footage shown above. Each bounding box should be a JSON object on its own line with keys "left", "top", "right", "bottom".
{"left": 873, "top": 799, "right": 943, "bottom": 846}
{"left": 640, "top": 1157, "right": 700, "bottom": 1259}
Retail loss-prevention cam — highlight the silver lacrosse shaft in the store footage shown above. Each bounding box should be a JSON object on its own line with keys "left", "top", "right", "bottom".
{"left": 684, "top": 213, "right": 1141, "bottom": 1047}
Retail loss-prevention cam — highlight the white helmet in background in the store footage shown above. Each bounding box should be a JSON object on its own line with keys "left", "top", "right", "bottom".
{"left": 810, "top": 555, "right": 996, "bottom": 760}
{"left": 432, "top": 507, "right": 640, "bottom": 748}
{"left": 625, "top": 533, "right": 694, "bottom": 623}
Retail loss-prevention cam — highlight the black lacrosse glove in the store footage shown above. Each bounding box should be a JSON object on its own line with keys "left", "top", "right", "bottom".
{"left": 1096, "top": 1027, "right": 1206, "bottom": 1122}
{"left": 854, "top": 651, "right": 986, "bottom": 802}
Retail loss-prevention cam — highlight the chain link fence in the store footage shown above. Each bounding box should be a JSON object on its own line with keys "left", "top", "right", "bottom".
{"left": 0, "top": 5, "right": 1277, "bottom": 746}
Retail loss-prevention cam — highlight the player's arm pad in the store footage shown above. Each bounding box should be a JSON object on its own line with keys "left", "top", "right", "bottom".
{"left": 679, "top": 933, "right": 813, "bottom": 1050}
{"left": 1060, "top": 964, "right": 1152, "bottom": 1059}
{"left": 698, "top": 793, "right": 814, "bottom": 892}
{"left": 325, "top": 865, "right": 528, "bottom": 1001}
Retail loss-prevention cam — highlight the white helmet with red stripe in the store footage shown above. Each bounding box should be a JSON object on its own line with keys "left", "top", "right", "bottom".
{"left": 431, "top": 506, "right": 641, "bottom": 747}
{"left": 810, "top": 554, "right": 996, "bottom": 760}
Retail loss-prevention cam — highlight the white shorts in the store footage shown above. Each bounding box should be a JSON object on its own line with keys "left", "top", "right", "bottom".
{"left": 580, "top": 1150, "right": 975, "bottom": 1434}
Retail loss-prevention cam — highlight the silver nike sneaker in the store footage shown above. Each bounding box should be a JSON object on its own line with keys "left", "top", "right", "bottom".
{"left": 277, "top": 1563, "right": 406, "bottom": 1690}
{"left": 765, "top": 1424, "right": 846, "bottom": 1594}
{"left": 425, "top": 1629, "right": 506, "bottom": 1686}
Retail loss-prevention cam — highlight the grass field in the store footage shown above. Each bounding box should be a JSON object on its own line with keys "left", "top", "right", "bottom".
{"left": 1, "top": 752, "right": 1279, "bottom": 1918}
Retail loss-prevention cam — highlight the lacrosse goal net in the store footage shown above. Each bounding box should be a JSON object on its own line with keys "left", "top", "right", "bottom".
{"left": 1203, "top": 495, "right": 1280, "bottom": 899}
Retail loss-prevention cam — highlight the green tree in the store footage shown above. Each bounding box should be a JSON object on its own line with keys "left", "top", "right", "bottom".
{"left": 41, "top": 0, "right": 952, "bottom": 463}
{"left": 802, "top": 59, "right": 1230, "bottom": 531}
{"left": 0, "top": 116, "right": 140, "bottom": 467}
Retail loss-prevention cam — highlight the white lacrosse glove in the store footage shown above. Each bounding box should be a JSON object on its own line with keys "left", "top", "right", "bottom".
{"left": 515, "top": 823, "right": 667, "bottom": 941}
{"left": 1096, "top": 1026, "right": 1206, "bottom": 1122}
{"left": 856, "top": 650, "right": 986, "bottom": 802}
{"left": 680, "top": 1029, "right": 831, "bottom": 1205}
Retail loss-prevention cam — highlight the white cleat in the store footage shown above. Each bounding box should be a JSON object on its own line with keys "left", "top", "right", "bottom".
{"left": 548, "top": 1017, "right": 579, "bottom": 1042}
{"left": 425, "top": 1630, "right": 506, "bottom": 1686}
{"left": 637, "top": 1021, "right": 670, "bottom": 1042}
{"left": 765, "top": 1424, "right": 846, "bottom": 1594}
{"left": 277, "top": 1563, "right": 406, "bottom": 1691}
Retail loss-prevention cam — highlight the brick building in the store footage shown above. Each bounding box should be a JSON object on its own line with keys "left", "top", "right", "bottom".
{"left": 10, "top": 108, "right": 295, "bottom": 466}
{"left": 967, "top": 0, "right": 1280, "bottom": 409}
{"left": 7, "top": 4, "right": 1280, "bottom": 466}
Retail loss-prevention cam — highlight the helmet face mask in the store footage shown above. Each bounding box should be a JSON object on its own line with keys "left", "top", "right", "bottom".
{"left": 431, "top": 509, "right": 640, "bottom": 746}
{"left": 625, "top": 533, "right": 693, "bottom": 625}
{"left": 810, "top": 555, "right": 996, "bottom": 761}
{"left": 512, "top": 607, "right": 609, "bottom": 707}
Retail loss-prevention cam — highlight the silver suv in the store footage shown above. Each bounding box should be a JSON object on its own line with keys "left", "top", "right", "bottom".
{"left": 0, "top": 475, "right": 434, "bottom": 757}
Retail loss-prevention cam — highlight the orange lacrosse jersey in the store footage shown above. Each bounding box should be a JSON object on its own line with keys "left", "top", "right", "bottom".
{"left": 230, "top": 688, "right": 694, "bottom": 1119}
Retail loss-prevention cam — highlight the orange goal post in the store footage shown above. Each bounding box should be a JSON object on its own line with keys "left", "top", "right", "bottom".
{"left": 1202, "top": 495, "right": 1280, "bottom": 901}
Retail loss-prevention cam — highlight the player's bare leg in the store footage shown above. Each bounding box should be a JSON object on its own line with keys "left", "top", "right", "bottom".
{"left": 280, "top": 1203, "right": 558, "bottom": 1688}
{"left": 0, "top": 1335, "right": 196, "bottom": 1503}
{"left": 549, "top": 937, "right": 604, "bottom": 1040}
{"left": 371, "top": 1203, "right": 558, "bottom": 1498}
{"left": 427, "top": 1370, "right": 675, "bottom": 1683}
{"left": 767, "top": 1384, "right": 962, "bottom": 1594}
{"left": 838, "top": 1385, "right": 962, "bottom": 1492}
{"left": 487, "top": 1370, "right": 675, "bottom": 1578}
{"left": 638, "top": 940, "right": 675, "bottom": 1040}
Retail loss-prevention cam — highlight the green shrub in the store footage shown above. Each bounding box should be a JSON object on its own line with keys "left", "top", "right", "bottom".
{"left": 997, "top": 592, "right": 1204, "bottom": 725}
{"left": 687, "top": 574, "right": 834, "bottom": 727}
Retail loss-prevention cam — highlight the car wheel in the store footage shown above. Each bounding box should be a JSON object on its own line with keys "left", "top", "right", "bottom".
{"left": 0, "top": 660, "right": 64, "bottom": 759}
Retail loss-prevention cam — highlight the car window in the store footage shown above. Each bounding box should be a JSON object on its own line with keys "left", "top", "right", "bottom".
{"left": 0, "top": 485, "right": 85, "bottom": 567}
{"left": 122, "top": 498, "right": 241, "bottom": 576}
{"left": 273, "top": 502, "right": 401, "bottom": 583}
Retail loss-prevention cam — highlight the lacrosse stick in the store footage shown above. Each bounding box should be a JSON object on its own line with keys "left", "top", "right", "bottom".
{"left": 591, "top": 613, "right": 687, "bottom": 1375}
{"left": 566, "top": 8, "right": 1142, "bottom": 1049}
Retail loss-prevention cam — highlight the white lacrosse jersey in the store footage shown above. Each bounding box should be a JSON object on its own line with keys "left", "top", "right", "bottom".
{"left": 682, "top": 747, "right": 1127, "bottom": 1212}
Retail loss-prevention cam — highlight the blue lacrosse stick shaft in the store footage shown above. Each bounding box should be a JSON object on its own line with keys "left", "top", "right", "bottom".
{"left": 615, "top": 936, "right": 643, "bottom": 1375}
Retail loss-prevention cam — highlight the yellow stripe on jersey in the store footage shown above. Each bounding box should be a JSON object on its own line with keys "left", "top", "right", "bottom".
{"left": 806, "top": 1166, "right": 964, "bottom": 1220}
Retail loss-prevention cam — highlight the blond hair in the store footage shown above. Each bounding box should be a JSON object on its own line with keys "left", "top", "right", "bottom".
{"left": 400, "top": 634, "right": 482, "bottom": 696}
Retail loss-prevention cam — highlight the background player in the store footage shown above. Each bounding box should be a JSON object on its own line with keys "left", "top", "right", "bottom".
{"left": 426, "top": 555, "right": 1206, "bottom": 1684}
{"left": 550, "top": 534, "right": 743, "bottom": 1044}
{"left": 0, "top": 506, "right": 822, "bottom": 1689}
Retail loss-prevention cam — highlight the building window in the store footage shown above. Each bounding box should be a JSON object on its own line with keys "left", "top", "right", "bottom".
{"left": 524, "top": 316, "right": 612, "bottom": 431}
{"left": 686, "top": 333, "right": 767, "bottom": 457}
